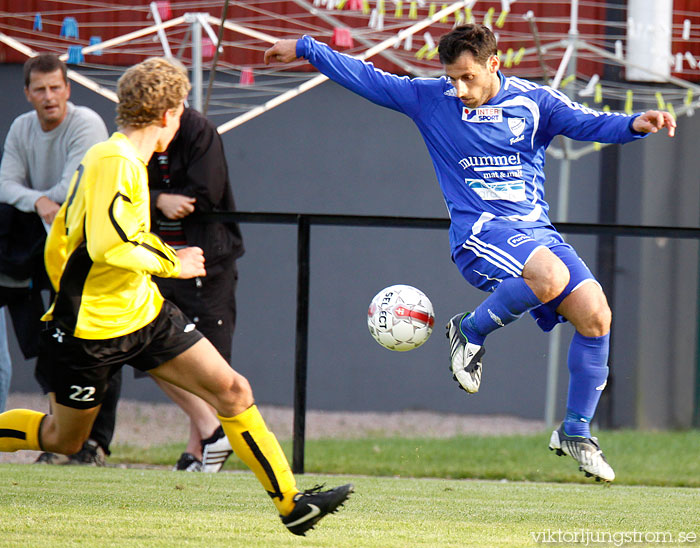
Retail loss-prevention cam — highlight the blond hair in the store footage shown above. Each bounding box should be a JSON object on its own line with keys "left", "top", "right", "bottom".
{"left": 116, "top": 57, "right": 191, "bottom": 128}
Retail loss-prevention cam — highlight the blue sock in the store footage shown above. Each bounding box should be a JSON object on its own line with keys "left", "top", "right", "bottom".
{"left": 563, "top": 332, "right": 610, "bottom": 438}
{"left": 461, "top": 277, "right": 541, "bottom": 345}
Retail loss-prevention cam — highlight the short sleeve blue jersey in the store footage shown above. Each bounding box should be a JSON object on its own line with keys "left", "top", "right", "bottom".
{"left": 296, "top": 36, "right": 648, "bottom": 254}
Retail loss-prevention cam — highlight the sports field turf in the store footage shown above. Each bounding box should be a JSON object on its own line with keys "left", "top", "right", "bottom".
{"left": 1, "top": 431, "right": 698, "bottom": 547}
{"left": 114, "top": 430, "right": 700, "bottom": 487}
{"left": 0, "top": 466, "right": 697, "bottom": 547}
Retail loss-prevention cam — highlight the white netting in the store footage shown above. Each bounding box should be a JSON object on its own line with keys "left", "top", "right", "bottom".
{"left": 1, "top": 1, "right": 699, "bottom": 135}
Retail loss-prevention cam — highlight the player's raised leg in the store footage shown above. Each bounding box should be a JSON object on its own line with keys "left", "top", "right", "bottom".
{"left": 548, "top": 281, "right": 615, "bottom": 482}
{"left": 449, "top": 241, "right": 568, "bottom": 393}
{"left": 149, "top": 338, "right": 353, "bottom": 535}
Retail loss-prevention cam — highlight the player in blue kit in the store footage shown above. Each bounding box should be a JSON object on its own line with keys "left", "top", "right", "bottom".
{"left": 265, "top": 24, "right": 676, "bottom": 483}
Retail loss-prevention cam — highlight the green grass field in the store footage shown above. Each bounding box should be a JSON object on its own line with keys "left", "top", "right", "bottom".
{"left": 0, "top": 466, "right": 697, "bottom": 547}
{"left": 1, "top": 431, "right": 698, "bottom": 547}
{"left": 113, "top": 430, "right": 700, "bottom": 487}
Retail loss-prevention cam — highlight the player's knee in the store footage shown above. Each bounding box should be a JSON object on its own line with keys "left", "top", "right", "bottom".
{"left": 524, "top": 249, "right": 570, "bottom": 303}
{"left": 538, "top": 260, "right": 570, "bottom": 303}
{"left": 578, "top": 299, "right": 611, "bottom": 337}
{"left": 232, "top": 374, "right": 254, "bottom": 409}
{"left": 42, "top": 429, "right": 86, "bottom": 455}
{"left": 589, "top": 303, "right": 611, "bottom": 337}
{"left": 215, "top": 373, "right": 254, "bottom": 416}
{"left": 38, "top": 417, "right": 83, "bottom": 454}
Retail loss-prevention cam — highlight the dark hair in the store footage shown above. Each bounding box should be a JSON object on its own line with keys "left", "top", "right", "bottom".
{"left": 23, "top": 53, "right": 68, "bottom": 88}
{"left": 438, "top": 24, "right": 498, "bottom": 66}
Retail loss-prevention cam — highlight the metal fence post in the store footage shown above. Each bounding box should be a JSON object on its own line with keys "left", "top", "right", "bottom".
{"left": 292, "top": 214, "right": 310, "bottom": 474}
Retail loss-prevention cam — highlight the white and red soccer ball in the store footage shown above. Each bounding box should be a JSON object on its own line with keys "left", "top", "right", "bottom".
{"left": 367, "top": 285, "right": 435, "bottom": 351}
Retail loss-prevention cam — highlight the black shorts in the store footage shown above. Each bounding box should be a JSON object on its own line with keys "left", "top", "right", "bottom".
{"left": 134, "top": 257, "right": 237, "bottom": 380}
{"left": 36, "top": 300, "right": 203, "bottom": 409}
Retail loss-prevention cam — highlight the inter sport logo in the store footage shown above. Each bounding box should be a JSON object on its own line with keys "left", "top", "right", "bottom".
{"left": 462, "top": 107, "right": 503, "bottom": 123}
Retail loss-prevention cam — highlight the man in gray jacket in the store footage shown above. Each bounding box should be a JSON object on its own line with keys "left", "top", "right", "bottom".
{"left": 0, "top": 53, "right": 115, "bottom": 465}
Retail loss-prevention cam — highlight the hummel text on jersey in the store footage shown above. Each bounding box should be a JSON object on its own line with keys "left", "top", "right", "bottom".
{"left": 459, "top": 152, "right": 521, "bottom": 170}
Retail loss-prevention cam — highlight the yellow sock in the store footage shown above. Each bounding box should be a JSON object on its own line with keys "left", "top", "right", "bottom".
{"left": 0, "top": 409, "right": 45, "bottom": 452}
{"left": 219, "top": 405, "right": 298, "bottom": 515}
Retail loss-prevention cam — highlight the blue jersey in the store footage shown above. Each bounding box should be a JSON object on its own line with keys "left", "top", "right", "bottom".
{"left": 297, "top": 36, "right": 648, "bottom": 254}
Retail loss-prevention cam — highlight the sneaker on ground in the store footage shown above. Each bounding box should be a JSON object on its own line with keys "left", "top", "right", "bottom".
{"left": 445, "top": 312, "right": 485, "bottom": 394}
{"left": 549, "top": 424, "right": 615, "bottom": 482}
{"left": 66, "top": 439, "right": 106, "bottom": 467}
{"left": 173, "top": 452, "right": 203, "bottom": 472}
{"left": 281, "top": 483, "right": 354, "bottom": 536}
{"left": 34, "top": 452, "right": 70, "bottom": 465}
{"left": 201, "top": 425, "right": 233, "bottom": 473}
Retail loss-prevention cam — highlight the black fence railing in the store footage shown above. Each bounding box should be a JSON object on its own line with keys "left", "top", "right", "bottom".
{"left": 200, "top": 212, "right": 700, "bottom": 473}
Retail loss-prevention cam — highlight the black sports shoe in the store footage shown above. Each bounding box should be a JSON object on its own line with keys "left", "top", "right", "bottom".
{"left": 446, "top": 312, "right": 485, "bottom": 393}
{"left": 173, "top": 452, "right": 203, "bottom": 472}
{"left": 34, "top": 452, "right": 69, "bottom": 465}
{"left": 66, "top": 439, "right": 107, "bottom": 466}
{"left": 281, "top": 483, "right": 354, "bottom": 536}
{"left": 549, "top": 424, "right": 615, "bottom": 482}
{"left": 200, "top": 426, "right": 233, "bottom": 473}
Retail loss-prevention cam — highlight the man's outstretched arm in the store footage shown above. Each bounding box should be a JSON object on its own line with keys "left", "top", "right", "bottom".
{"left": 265, "top": 36, "right": 422, "bottom": 115}
{"left": 264, "top": 39, "right": 299, "bottom": 64}
{"left": 631, "top": 109, "right": 676, "bottom": 137}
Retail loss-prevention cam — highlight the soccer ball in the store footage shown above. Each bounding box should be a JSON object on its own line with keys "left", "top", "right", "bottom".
{"left": 367, "top": 285, "right": 435, "bottom": 351}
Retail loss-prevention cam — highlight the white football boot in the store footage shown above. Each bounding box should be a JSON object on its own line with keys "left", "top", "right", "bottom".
{"left": 201, "top": 426, "right": 234, "bottom": 473}
{"left": 549, "top": 424, "right": 615, "bottom": 482}
{"left": 446, "top": 312, "right": 485, "bottom": 393}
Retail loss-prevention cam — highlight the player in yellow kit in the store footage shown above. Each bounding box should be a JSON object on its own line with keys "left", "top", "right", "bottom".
{"left": 0, "top": 57, "right": 351, "bottom": 536}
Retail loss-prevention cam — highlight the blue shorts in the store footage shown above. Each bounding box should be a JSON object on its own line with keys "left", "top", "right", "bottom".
{"left": 453, "top": 226, "right": 598, "bottom": 332}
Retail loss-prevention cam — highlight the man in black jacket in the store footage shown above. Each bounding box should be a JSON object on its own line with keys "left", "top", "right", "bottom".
{"left": 143, "top": 107, "right": 245, "bottom": 472}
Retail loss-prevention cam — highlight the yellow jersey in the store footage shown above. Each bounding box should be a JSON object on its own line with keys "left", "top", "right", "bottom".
{"left": 42, "top": 132, "right": 181, "bottom": 339}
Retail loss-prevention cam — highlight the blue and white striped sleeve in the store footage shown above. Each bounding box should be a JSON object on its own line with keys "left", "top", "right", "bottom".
{"left": 539, "top": 86, "right": 647, "bottom": 144}
{"left": 296, "top": 35, "right": 422, "bottom": 117}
